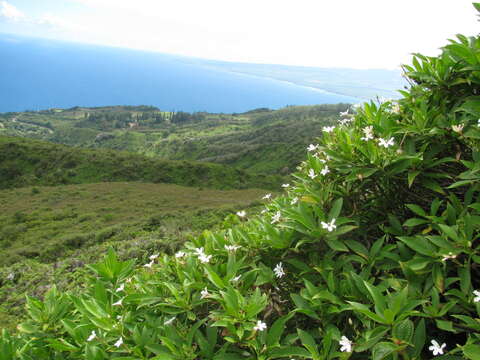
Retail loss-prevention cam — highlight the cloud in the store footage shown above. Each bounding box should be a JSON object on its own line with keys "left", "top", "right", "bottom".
{"left": 0, "top": 0, "right": 25, "bottom": 21}
{"left": 37, "top": 13, "right": 71, "bottom": 29}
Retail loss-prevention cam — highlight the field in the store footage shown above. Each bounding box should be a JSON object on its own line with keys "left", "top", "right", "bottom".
{"left": 0, "top": 181, "right": 272, "bottom": 329}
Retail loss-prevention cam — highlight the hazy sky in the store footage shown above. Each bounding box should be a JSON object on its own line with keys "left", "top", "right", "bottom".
{"left": 0, "top": 0, "right": 478, "bottom": 69}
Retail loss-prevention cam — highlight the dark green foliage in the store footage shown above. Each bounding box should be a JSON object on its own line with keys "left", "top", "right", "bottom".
{"left": 0, "top": 136, "right": 280, "bottom": 190}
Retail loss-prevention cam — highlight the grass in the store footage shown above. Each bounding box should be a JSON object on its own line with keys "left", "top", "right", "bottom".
{"left": 0, "top": 181, "right": 273, "bottom": 330}
{"left": 0, "top": 182, "right": 270, "bottom": 266}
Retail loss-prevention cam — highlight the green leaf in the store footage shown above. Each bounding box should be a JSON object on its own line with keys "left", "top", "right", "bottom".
{"left": 397, "top": 236, "right": 437, "bottom": 257}
{"left": 267, "top": 313, "right": 294, "bottom": 347}
{"left": 328, "top": 198, "right": 343, "bottom": 219}
{"left": 463, "top": 344, "right": 480, "bottom": 360}
{"left": 269, "top": 346, "right": 311, "bottom": 358}
{"left": 392, "top": 319, "right": 414, "bottom": 343}
{"left": 297, "top": 329, "right": 320, "bottom": 359}
{"left": 372, "top": 342, "right": 398, "bottom": 360}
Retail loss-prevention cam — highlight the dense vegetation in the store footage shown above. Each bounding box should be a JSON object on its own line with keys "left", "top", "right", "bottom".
{"left": 3, "top": 6, "right": 480, "bottom": 359}
{"left": 0, "top": 136, "right": 280, "bottom": 190}
{"left": 0, "top": 104, "right": 347, "bottom": 174}
{"left": 0, "top": 182, "right": 267, "bottom": 332}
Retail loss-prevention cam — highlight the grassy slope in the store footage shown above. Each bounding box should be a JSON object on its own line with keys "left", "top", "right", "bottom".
{"left": 0, "top": 104, "right": 347, "bottom": 174}
{"left": 0, "top": 135, "right": 280, "bottom": 190}
{"left": 0, "top": 182, "right": 271, "bottom": 329}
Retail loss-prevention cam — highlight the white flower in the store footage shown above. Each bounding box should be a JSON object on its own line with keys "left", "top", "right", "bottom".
{"left": 339, "top": 336, "right": 352, "bottom": 352}
{"left": 391, "top": 103, "right": 400, "bottom": 114}
{"left": 441, "top": 252, "right": 456, "bottom": 261}
{"left": 339, "top": 109, "right": 349, "bottom": 117}
{"left": 308, "top": 169, "right": 317, "bottom": 179}
{"left": 473, "top": 290, "right": 480, "bottom": 303}
{"left": 253, "top": 320, "right": 267, "bottom": 331}
{"left": 281, "top": 183, "right": 290, "bottom": 188}
{"left": 200, "top": 287, "right": 209, "bottom": 299}
{"left": 320, "top": 166, "right": 330, "bottom": 176}
{"left": 262, "top": 193, "right": 272, "bottom": 200}
{"left": 87, "top": 330, "right": 96, "bottom": 342}
{"left": 360, "top": 126, "right": 374, "bottom": 141}
{"left": 112, "top": 298, "right": 123, "bottom": 306}
{"left": 114, "top": 337, "right": 123, "bottom": 348}
{"left": 198, "top": 253, "right": 212, "bottom": 263}
{"left": 321, "top": 219, "right": 336, "bottom": 232}
{"left": 273, "top": 262, "right": 285, "bottom": 278}
{"left": 225, "top": 244, "right": 241, "bottom": 252}
{"left": 149, "top": 253, "right": 159, "bottom": 260}
{"left": 378, "top": 137, "right": 395, "bottom": 148}
{"left": 236, "top": 210, "right": 246, "bottom": 218}
{"left": 115, "top": 283, "right": 125, "bottom": 292}
{"left": 143, "top": 260, "right": 154, "bottom": 268}
{"left": 290, "top": 197, "right": 299, "bottom": 205}
{"left": 271, "top": 211, "right": 281, "bottom": 224}
{"left": 6, "top": 272, "right": 14, "bottom": 281}
{"left": 428, "top": 340, "right": 446, "bottom": 356}
{"left": 164, "top": 316, "right": 176, "bottom": 325}
{"left": 175, "top": 251, "right": 186, "bottom": 258}
{"left": 452, "top": 124, "right": 464, "bottom": 133}
{"left": 477, "top": 119, "right": 480, "bottom": 127}
{"left": 323, "top": 126, "right": 335, "bottom": 133}
{"left": 307, "top": 144, "right": 318, "bottom": 152}
{"left": 231, "top": 275, "right": 241, "bottom": 282}
{"left": 261, "top": 209, "right": 268, "bottom": 214}
{"left": 194, "top": 247, "right": 205, "bottom": 256}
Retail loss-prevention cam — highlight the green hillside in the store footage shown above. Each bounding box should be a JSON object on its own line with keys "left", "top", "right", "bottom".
{"left": 0, "top": 181, "right": 269, "bottom": 330}
{"left": 0, "top": 136, "right": 280, "bottom": 190}
{"left": 0, "top": 104, "right": 347, "bottom": 174}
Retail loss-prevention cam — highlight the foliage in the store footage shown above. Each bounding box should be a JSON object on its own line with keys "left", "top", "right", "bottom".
{"left": 0, "top": 136, "right": 280, "bottom": 190}
{"left": 0, "top": 104, "right": 346, "bottom": 174}
{"left": 3, "top": 6, "right": 480, "bottom": 359}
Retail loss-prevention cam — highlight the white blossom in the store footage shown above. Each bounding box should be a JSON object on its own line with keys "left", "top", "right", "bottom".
{"left": 149, "top": 253, "right": 159, "bottom": 260}
{"left": 290, "top": 197, "right": 299, "bottom": 205}
{"left": 231, "top": 275, "right": 241, "bottom": 282}
{"left": 339, "top": 336, "right": 352, "bottom": 352}
{"left": 281, "top": 183, "right": 290, "bottom": 188}
{"left": 87, "top": 330, "right": 96, "bottom": 342}
{"left": 308, "top": 169, "right": 317, "bottom": 179}
{"left": 473, "top": 290, "right": 480, "bottom": 303}
{"left": 323, "top": 126, "right": 335, "bottom": 133}
{"left": 143, "top": 260, "right": 154, "bottom": 268}
{"left": 452, "top": 124, "right": 464, "bottom": 133}
{"left": 360, "top": 126, "right": 374, "bottom": 141}
{"left": 114, "top": 337, "right": 123, "bottom": 348}
{"left": 225, "top": 244, "right": 241, "bottom": 252}
{"left": 391, "top": 103, "right": 400, "bottom": 114}
{"left": 261, "top": 209, "right": 268, "bottom": 214}
{"left": 441, "top": 252, "right": 456, "bottom": 261}
{"left": 307, "top": 144, "right": 318, "bottom": 152}
{"left": 274, "top": 262, "right": 285, "bottom": 278}
{"left": 164, "top": 317, "right": 176, "bottom": 325}
{"left": 378, "top": 137, "right": 395, "bottom": 148}
{"left": 236, "top": 210, "right": 246, "bottom": 218}
{"left": 262, "top": 193, "right": 272, "bottom": 200}
{"left": 321, "top": 219, "right": 336, "bottom": 232}
{"left": 253, "top": 320, "right": 267, "bottom": 331}
{"left": 200, "top": 287, "right": 209, "bottom": 299}
{"left": 271, "top": 211, "right": 281, "bottom": 224}
{"left": 115, "top": 283, "right": 125, "bottom": 292}
{"left": 175, "top": 251, "right": 186, "bottom": 258}
{"left": 477, "top": 119, "right": 480, "bottom": 127}
{"left": 320, "top": 166, "right": 330, "bottom": 176}
{"left": 428, "top": 340, "right": 446, "bottom": 356}
{"left": 112, "top": 298, "right": 123, "bottom": 306}
{"left": 339, "top": 109, "right": 349, "bottom": 117}
{"left": 198, "top": 253, "right": 212, "bottom": 264}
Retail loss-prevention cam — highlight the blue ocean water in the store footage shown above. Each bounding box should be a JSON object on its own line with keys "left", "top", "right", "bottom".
{"left": 0, "top": 34, "right": 359, "bottom": 113}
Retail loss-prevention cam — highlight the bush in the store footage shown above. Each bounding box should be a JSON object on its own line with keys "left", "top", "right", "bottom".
{"left": 3, "top": 5, "right": 480, "bottom": 359}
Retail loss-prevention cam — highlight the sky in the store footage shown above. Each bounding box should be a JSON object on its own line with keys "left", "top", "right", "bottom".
{"left": 0, "top": 0, "right": 478, "bottom": 69}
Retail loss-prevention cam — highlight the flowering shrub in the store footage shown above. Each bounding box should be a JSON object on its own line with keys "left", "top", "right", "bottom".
{"left": 3, "top": 5, "right": 480, "bottom": 359}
